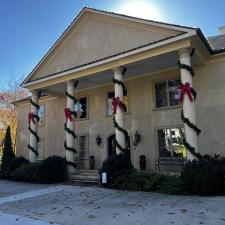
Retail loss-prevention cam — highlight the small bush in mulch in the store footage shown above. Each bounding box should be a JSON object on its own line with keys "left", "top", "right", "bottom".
{"left": 10, "top": 156, "right": 68, "bottom": 184}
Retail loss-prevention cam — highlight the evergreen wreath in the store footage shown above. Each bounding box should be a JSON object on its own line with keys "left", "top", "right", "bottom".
{"left": 178, "top": 49, "right": 202, "bottom": 159}
{"left": 112, "top": 68, "right": 129, "bottom": 154}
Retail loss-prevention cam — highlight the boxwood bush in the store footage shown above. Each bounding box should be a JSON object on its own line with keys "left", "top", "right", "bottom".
{"left": 6, "top": 156, "right": 29, "bottom": 178}
{"left": 11, "top": 162, "right": 40, "bottom": 182}
{"left": 112, "top": 170, "right": 184, "bottom": 195}
{"left": 101, "top": 153, "right": 133, "bottom": 184}
{"left": 181, "top": 155, "right": 225, "bottom": 195}
{"left": 9, "top": 156, "right": 68, "bottom": 184}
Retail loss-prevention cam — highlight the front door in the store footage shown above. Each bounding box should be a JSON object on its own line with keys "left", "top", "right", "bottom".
{"left": 108, "top": 134, "right": 116, "bottom": 157}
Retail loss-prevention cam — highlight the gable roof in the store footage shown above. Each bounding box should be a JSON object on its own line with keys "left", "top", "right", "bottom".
{"left": 21, "top": 7, "right": 225, "bottom": 86}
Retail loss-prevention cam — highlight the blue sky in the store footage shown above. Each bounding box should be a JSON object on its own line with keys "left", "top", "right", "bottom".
{"left": 0, "top": 0, "right": 225, "bottom": 89}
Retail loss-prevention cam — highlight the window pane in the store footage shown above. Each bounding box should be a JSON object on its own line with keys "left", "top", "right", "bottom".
{"left": 38, "top": 105, "right": 45, "bottom": 125}
{"left": 79, "top": 136, "right": 87, "bottom": 159}
{"left": 168, "top": 79, "right": 180, "bottom": 106}
{"left": 171, "top": 128, "right": 186, "bottom": 158}
{"left": 155, "top": 81, "right": 167, "bottom": 108}
{"left": 158, "top": 129, "right": 171, "bottom": 157}
{"left": 158, "top": 128, "right": 186, "bottom": 159}
{"left": 74, "top": 97, "right": 87, "bottom": 119}
{"left": 79, "top": 97, "right": 87, "bottom": 118}
{"left": 107, "top": 92, "right": 114, "bottom": 116}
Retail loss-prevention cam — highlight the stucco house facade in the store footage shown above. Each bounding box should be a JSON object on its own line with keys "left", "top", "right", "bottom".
{"left": 15, "top": 8, "right": 225, "bottom": 173}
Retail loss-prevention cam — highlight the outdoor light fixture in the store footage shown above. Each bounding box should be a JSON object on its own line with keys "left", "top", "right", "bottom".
{"left": 134, "top": 130, "right": 141, "bottom": 146}
{"left": 96, "top": 134, "right": 102, "bottom": 145}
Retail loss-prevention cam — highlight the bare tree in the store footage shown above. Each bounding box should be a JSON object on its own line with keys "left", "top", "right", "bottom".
{"left": 0, "top": 76, "right": 29, "bottom": 152}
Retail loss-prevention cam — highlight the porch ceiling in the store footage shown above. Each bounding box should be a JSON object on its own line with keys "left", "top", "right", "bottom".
{"left": 44, "top": 51, "right": 200, "bottom": 94}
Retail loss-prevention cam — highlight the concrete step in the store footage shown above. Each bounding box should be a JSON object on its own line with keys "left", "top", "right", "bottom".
{"left": 70, "top": 175, "right": 99, "bottom": 181}
{"left": 68, "top": 169, "right": 100, "bottom": 185}
{"left": 71, "top": 169, "right": 99, "bottom": 175}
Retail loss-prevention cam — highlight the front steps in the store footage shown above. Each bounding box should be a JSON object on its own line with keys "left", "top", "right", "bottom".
{"left": 68, "top": 169, "right": 100, "bottom": 185}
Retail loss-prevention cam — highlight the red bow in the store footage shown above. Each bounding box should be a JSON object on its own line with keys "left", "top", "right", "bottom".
{"left": 64, "top": 108, "right": 73, "bottom": 122}
{"left": 179, "top": 82, "right": 193, "bottom": 104}
{"left": 28, "top": 112, "right": 35, "bottom": 124}
{"left": 112, "top": 96, "right": 123, "bottom": 114}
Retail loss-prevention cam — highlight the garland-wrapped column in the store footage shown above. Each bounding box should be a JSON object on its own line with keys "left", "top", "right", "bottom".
{"left": 28, "top": 90, "right": 40, "bottom": 162}
{"left": 113, "top": 67, "right": 128, "bottom": 154}
{"left": 178, "top": 48, "right": 201, "bottom": 160}
{"left": 64, "top": 80, "right": 77, "bottom": 171}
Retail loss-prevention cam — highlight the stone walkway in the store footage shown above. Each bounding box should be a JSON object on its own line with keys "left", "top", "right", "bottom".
{"left": 0, "top": 180, "right": 225, "bottom": 225}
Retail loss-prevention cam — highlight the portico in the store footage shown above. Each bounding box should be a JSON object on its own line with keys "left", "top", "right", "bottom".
{"left": 15, "top": 7, "right": 225, "bottom": 173}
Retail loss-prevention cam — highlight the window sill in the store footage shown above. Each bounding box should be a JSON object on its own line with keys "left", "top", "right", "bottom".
{"left": 152, "top": 105, "right": 181, "bottom": 111}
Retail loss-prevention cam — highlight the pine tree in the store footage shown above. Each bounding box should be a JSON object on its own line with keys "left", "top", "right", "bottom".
{"left": 1, "top": 126, "right": 15, "bottom": 171}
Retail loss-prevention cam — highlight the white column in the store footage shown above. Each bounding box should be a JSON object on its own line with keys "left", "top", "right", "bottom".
{"left": 65, "top": 80, "right": 75, "bottom": 171}
{"left": 29, "top": 90, "right": 39, "bottom": 162}
{"left": 179, "top": 48, "right": 198, "bottom": 160}
{"left": 113, "top": 67, "right": 125, "bottom": 154}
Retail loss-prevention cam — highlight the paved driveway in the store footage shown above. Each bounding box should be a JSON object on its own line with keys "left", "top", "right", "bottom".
{"left": 0, "top": 180, "right": 224, "bottom": 225}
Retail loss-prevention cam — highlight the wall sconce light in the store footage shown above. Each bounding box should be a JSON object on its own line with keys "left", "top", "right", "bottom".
{"left": 134, "top": 131, "right": 141, "bottom": 147}
{"left": 96, "top": 134, "right": 102, "bottom": 146}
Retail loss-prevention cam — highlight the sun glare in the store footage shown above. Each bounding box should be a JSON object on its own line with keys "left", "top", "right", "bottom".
{"left": 117, "top": 0, "right": 163, "bottom": 21}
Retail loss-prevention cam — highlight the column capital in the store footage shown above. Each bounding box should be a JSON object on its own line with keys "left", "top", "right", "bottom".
{"left": 66, "top": 80, "right": 74, "bottom": 86}
{"left": 178, "top": 47, "right": 192, "bottom": 59}
{"left": 113, "top": 66, "right": 126, "bottom": 75}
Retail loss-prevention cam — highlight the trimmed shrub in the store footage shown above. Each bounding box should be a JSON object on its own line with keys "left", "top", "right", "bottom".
{"left": 37, "top": 156, "right": 68, "bottom": 183}
{"left": 101, "top": 153, "right": 133, "bottom": 184}
{"left": 6, "top": 156, "right": 29, "bottom": 178}
{"left": 181, "top": 156, "right": 225, "bottom": 195}
{"left": 10, "top": 156, "right": 68, "bottom": 184}
{"left": 113, "top": 170, "right": 184, "bottom": 194}
{"left": 1, "top": 126, "right": 15, "bottom": 171}
{"left": 11, "top": 162, "right": 40, "bottom": 182}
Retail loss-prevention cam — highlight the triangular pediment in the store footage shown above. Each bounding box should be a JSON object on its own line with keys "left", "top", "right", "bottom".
{"left": 25, "top": 8, "right": 194, "bottom": 83}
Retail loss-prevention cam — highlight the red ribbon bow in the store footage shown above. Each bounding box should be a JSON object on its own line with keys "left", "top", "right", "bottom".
{"left": 112, "top": 96, "right": 123, "bottom": 114}
{"left": 64, "top": 108, "right": 73, "bottom": 122}
{"left": 179, "top": 82, "right": 193, "bottom": 104}
{"left": 28, "top": 112, "right": 35, "bottom": 124}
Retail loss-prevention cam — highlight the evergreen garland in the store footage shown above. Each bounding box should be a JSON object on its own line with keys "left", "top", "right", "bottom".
{"left": 177, "top": 60, "right": 194, "bottom": 77}
{"left": 64, "top": 80, "right": 79, "bottom": 167}
{"left": 112, "top": 78, "right": 126, "bottom": 96}
{"left": 178, "top": 48, "right": 202, "bottom": 159}
{"left": 112, "top": 68, "right": 129, "bottom": 154}
{"left": 181, "top": 110, "right": 201, "bottom": 136}
{"left": 27, "top": 95, "right": 41, "bottom": 156}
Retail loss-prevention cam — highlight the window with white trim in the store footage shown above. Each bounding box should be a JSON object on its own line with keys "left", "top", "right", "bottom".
{"left": 155, "top": 79, "right": 180, "bottom": 108}
{"left": 38, "top": 105, "right": 45, "bottom": 126}
{"left": 74, "top": 97, "right": 87, "bottom": 119}
{"left": 77, "top": 135, "right": 88, "bottom": 159}
{"left": 157, "top": 127, "right": 186, "bottom": 159}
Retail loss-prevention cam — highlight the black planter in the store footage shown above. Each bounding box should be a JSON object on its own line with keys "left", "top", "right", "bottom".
{"left": 139, "top": 155, "right": 146, "bottom": 171}
{"left": 89, "top": 155, "right": 95, "bottom": 170}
